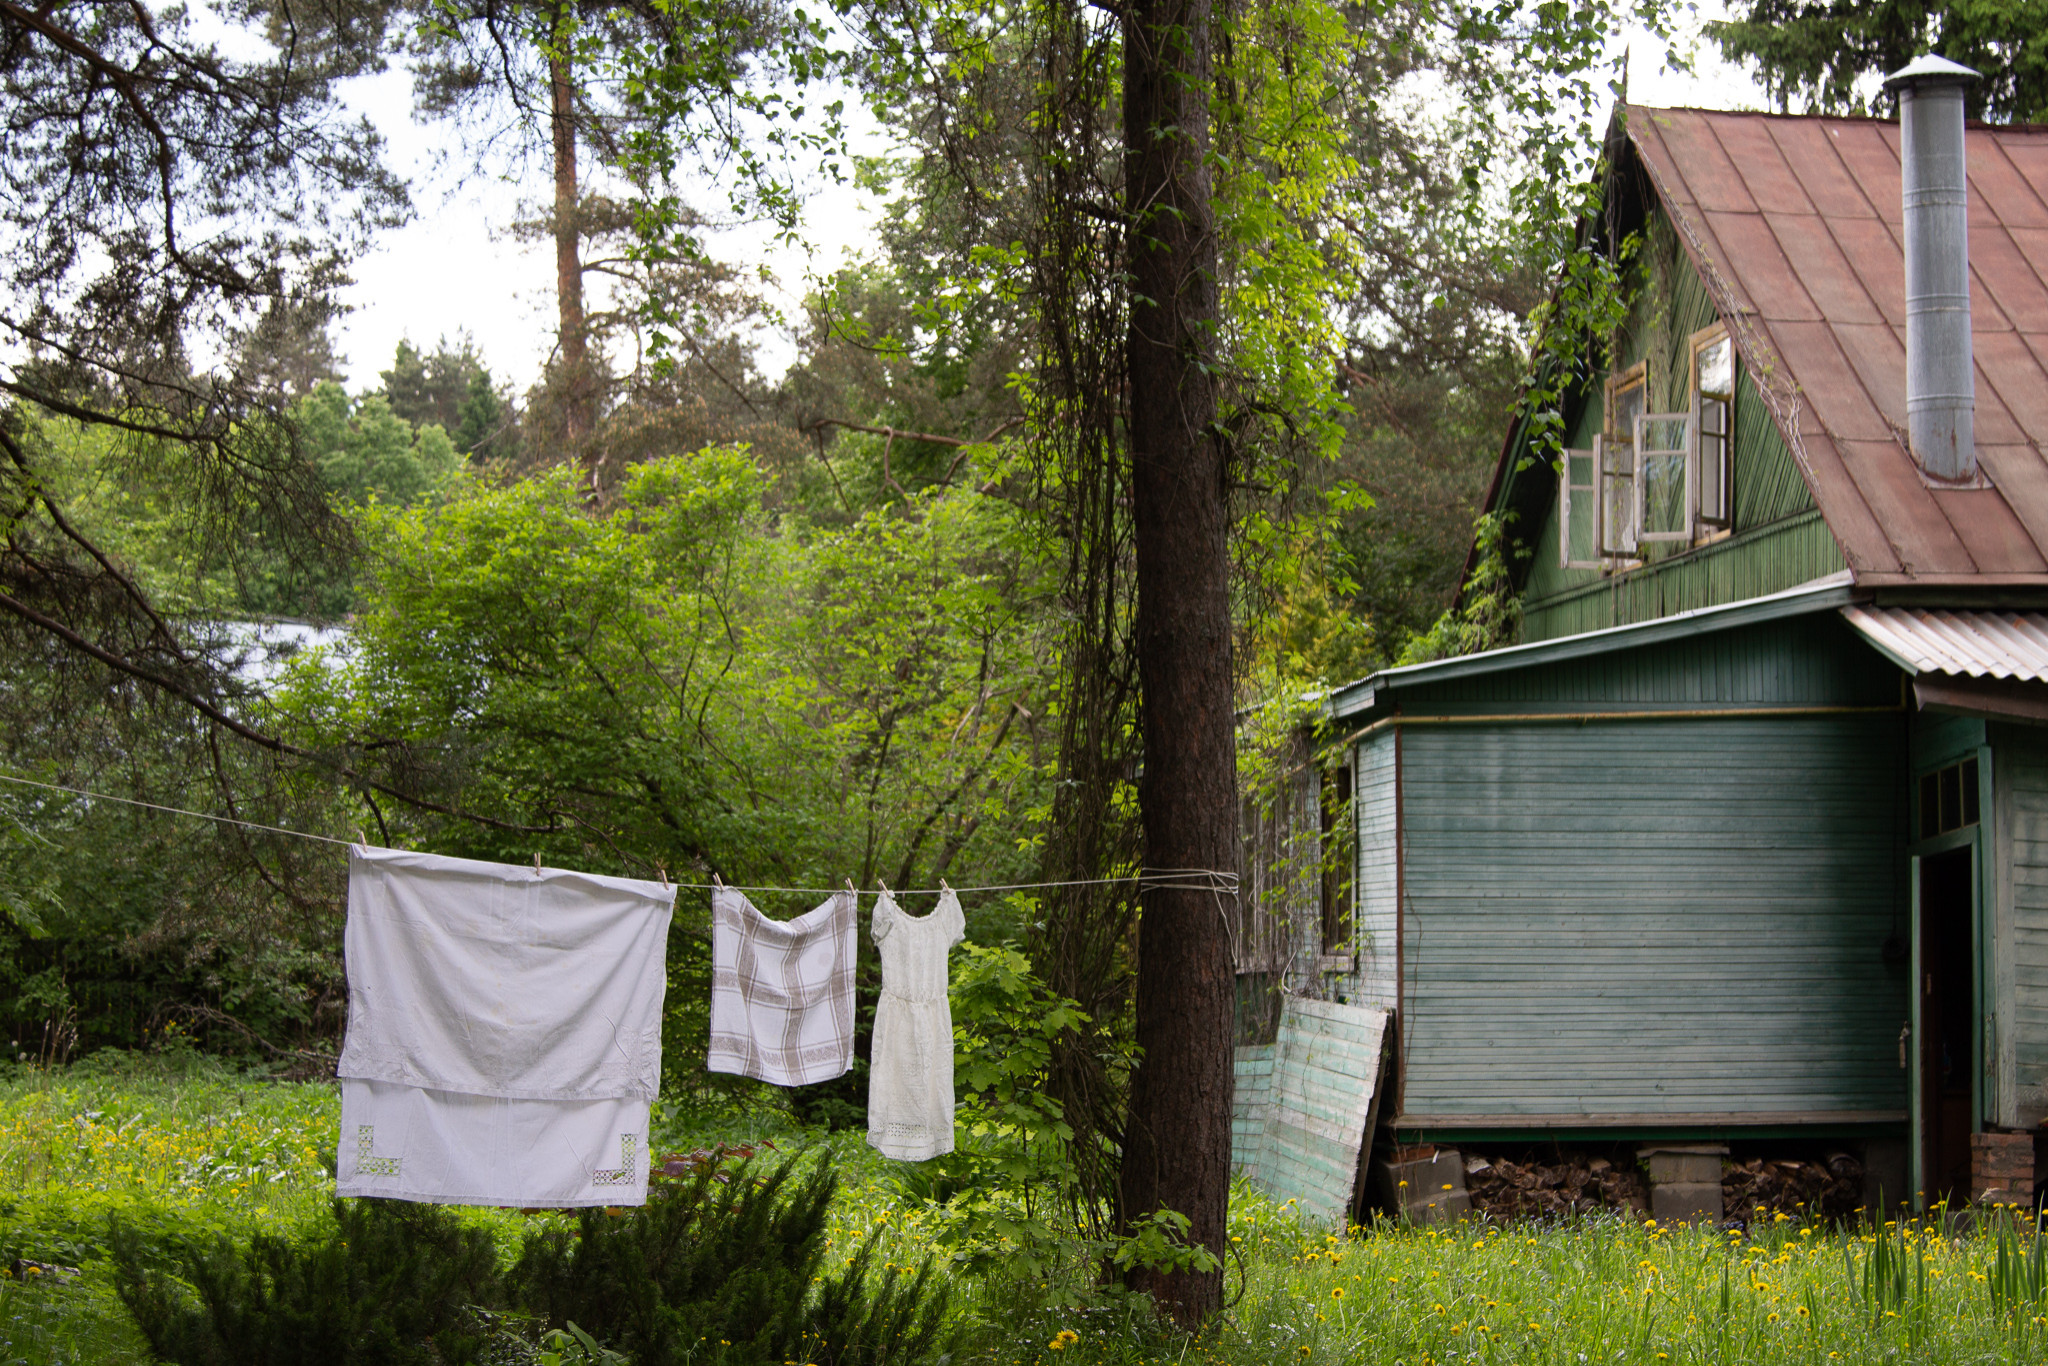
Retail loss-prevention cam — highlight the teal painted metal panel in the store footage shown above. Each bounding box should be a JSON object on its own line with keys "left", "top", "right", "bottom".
{"left": 1239, "top": 998, "right": 1389, "bottom": 1226}
{"left": 1232, "top": 1043, "right": 1277, "bottom": 1173}
{"left": 1401, "top": 615, "right": 1900, "bottom": 710}
{"left": 1396, "top": 715, "right": 1910, "bottom": 1124}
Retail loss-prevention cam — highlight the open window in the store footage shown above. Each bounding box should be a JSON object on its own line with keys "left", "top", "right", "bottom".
{"left": 1559, "top": 438, "right": 1602, "bottom": 569}
{"left": 1601, "top": 368, "right": 1645, "bottom": 557}
{"left": 1634, "top": 411, "right": 1695, "bottom": 543}
{"left": 1693, "top": 327, "right": 1734, "bottom": 531}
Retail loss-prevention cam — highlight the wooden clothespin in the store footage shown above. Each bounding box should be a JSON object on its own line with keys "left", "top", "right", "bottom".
{"left": 657, "top": 864, "right": 669, "bottom": 889}
{"left": 534, "top": 852, "right": 543, "bottom": 875}
{"left": 713, "top": 872, "right": 724, "bottom": 890}
{"left": 358, "top": 829, "right": 369, "bottom": 849}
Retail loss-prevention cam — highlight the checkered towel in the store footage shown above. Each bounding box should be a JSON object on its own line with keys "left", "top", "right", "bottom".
{"left": 708, "top": 886, "right": 857, "bottom": 1086}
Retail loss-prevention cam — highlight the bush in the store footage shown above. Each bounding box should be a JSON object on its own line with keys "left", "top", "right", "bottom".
{"left": 511, "top": 1153, "right": 952, "bottom": 1366}
{"left": 110, "top": 1198, "right": 501, "bottom": 1365}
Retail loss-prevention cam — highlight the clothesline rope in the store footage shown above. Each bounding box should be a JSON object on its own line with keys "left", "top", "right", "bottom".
{"left": 0, "top": 771, "right": 1239, "bottom": 898}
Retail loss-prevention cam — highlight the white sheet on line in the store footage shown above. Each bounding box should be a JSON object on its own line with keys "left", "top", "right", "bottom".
{"left": 336, "top": 845, "right": 674, "bottom": 1206}
{"left": 338, "top": 845, "right": 674, "bottom": 1102}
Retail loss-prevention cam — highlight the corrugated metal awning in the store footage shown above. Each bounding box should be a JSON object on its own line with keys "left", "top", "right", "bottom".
{"left": 1841, "top": 606, "right": 2048, "bottom": 681}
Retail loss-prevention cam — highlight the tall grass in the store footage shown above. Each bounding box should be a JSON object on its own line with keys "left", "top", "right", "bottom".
{"left": 11, "top": 1058, "right": 2048, "bottom": 1366}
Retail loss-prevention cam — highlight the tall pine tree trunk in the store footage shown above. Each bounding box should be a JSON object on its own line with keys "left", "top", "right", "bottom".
{"left": 548, "top": 22, "right": 593, "bottom": 447}
{"left": 1117, "top": 0, "right": 1235, "bottom": 1328}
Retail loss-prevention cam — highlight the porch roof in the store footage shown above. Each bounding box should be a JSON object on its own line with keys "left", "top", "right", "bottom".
{"left": 1843, "top": 605, "right": 2048, "bottom": 681}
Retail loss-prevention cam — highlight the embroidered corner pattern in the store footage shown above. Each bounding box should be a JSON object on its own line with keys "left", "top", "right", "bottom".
{"left": 356, "top": 1125, "right": 401, "bottom": 1178}
{"left": 591, "top": 1133, "right": 638, "bottom": 1187}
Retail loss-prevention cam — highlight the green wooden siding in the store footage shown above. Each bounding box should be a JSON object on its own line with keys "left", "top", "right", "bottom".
{"left": 1401, "top": 614, "right": 1900, "bottom": 712}
{"left": 1513, "top": 204, "right": 1835, "bottom": 643}
{"left": 1522, "top": 514, "right": 1845, "bottom": 642}
{"left": 1395, "top": 715, "right": 1909, "bottom": 1127}
{"left": 1992, "top": 725, "right": 2048, "bottom": 1128}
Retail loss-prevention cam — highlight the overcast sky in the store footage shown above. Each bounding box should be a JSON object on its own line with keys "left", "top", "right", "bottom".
{"left": 329, "top": 16, "right": 1770, "bottom": 395}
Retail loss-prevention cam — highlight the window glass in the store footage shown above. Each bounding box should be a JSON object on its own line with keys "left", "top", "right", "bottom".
{"left": 1603, "top": 378, "right": 1644, "bottom": 555}
{"left": 1695, "top": 334, "right": 1734, "bottom": 527}
{"left": 1639, "top": 414, "right": 1690, "bottom": 540}
{"left": 1919, "top": 757, "right": 1981, "bottom": 839}
{"left": 1563, "top": 448, "right": 1598, "bottom": 566}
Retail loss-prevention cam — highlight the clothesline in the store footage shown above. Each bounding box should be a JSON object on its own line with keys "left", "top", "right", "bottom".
{"left": 0, "top": 771, "right": 1239, "bottom": 897}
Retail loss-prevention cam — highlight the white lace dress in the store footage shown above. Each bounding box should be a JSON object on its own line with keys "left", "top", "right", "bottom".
{"left": 866, "top": 887, "right": 964, "bottom": 1161}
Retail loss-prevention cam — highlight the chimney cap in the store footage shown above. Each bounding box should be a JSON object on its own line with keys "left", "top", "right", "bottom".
{"left": 1884, "top": 53, "right": 1981, "bottom": 91}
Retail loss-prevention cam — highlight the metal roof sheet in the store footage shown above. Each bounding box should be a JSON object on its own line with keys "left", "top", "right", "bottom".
{"left": 1625, "top": 107, "right": 2048, "bottom": 585}
{"left": 1840, "top": 604, "right": 2048, "bottom": 679}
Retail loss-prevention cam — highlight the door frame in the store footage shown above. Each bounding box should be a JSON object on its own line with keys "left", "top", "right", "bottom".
{"left": 1906, "top": 745, "right": 1994, "bottom": 1209}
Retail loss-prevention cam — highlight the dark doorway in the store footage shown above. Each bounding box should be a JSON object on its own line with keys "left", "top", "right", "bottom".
{"left": 1919, "top": 845, "right": 1975, "bottom": 1207}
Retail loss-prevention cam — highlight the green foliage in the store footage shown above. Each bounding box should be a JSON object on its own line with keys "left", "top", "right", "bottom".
{"left": 377, "top": 337, "right": 512, "bottom": 459}
{"left": 511, "top": 1153, "right": 952, "bottom": 1366}
{"left": 292, "top": 382, "right": 461, "bottom": 511}
{"left": 1396, "top": 510, "right": 1523, "bottom": 666}
{"left": 1710, "top": 0, "right": 2048, "bottom": 123}
{"left": 110, "top": 1199, "right": 502, "bottom": 1366}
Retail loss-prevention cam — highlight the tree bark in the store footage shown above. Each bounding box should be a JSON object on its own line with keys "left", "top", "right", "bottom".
{"left": 1117, "top": 0, "right": 1236, "bottom": 1329}
{"left": 549, "top": 26, "right": 593, "bottom": 447}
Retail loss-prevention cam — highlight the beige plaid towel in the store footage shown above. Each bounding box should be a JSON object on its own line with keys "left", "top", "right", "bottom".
{"left": 708, "top": 886, "right": 857, "bottom": 1086}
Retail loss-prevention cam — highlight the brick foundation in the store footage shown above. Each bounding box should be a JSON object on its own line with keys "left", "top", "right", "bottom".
{"left": 1970, "top": 1131, "right": 2034, "bottom": 1205}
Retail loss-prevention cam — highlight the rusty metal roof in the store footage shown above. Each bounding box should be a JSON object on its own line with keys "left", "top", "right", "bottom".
{"left": 1841, "top": 604, "right": 2048, "bottom": 678}
{"left": 1627, "top": 106, "right": 2048, "bottom": 585}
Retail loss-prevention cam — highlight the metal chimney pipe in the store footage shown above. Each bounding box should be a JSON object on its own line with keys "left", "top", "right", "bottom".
{"left": 1885, "top": 54, "right": 1981, "bottom": 484}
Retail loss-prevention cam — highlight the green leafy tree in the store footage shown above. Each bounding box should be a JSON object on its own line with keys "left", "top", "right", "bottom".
{"left": 1710, "top": 0, "right": 2048, "bottom": 121}
{"left": 294, "top": 382, "right": 462, "bottom": 508}
{"left": 378, "top": 337, "right": 514, "bottom": 458}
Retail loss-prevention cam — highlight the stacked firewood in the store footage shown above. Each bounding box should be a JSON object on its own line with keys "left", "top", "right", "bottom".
{"left": 1721, "top": 1152, "right": 1864, "bottom": 1223}
{"left": 1461, "top": 1150, "right": 1648, "bottom": 1221}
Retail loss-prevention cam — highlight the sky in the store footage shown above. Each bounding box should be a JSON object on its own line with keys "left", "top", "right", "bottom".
{"left": 329, "top": 13, "right": 1771, "bottom": 396}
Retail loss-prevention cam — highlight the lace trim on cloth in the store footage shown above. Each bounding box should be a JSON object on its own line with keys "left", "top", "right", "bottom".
{"left": 356, "top": 1125, "right": 402, "bottom": 1178}
{"left": 590, "top": 1133, "right": 639, "bottom": 1187}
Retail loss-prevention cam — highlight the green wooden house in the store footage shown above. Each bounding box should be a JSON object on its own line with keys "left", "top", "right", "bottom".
{"left": 1243, "top": 61, "right": 2048, "bottom": 1214}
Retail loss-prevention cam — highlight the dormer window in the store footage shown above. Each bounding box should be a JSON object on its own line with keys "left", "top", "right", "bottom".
{"left": 1558, "top": 331, "right": 1741, "bottom": 571}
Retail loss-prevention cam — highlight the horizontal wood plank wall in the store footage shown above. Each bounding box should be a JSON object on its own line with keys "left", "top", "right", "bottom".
{"left": 1349, "top": 733, "right": 1399, "bottom": 1010}
{"left": 1993, "top": 725, "right": 2048, "bottom": 1127}
{"left": 1395, "top": 714, "right": 1907, "bottom": 1127}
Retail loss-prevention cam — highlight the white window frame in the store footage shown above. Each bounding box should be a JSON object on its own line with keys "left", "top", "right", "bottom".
{"left": 1601, "top": 367, "right": 1646, "bottom": 558}
{"left": 1559, "top": 437, "right": 1603, "bottom": 569}
{"left": 1633, "top": 411, "right": 1696, "bottom": 544}
{"left": 1691, "top": 324, "right": 1735, "bottom": 534}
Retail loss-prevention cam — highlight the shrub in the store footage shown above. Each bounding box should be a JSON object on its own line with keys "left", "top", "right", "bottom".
{"left": 512, "top": 1152, "right": 952, "bottom": 1366}
{"left": 110, "top": 1198, "right": 501, "bottom": 1365}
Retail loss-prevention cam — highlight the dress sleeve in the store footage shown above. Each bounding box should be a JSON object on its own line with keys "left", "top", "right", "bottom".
{"left": 941, "top": 887, "right": 965, "bottom": 947}
{"left": 870, "top": 890, "right": 895, "bottom": 945}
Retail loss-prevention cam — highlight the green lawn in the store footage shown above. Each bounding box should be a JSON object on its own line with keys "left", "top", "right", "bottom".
{"left": 5, "top": 1053, "right": 2048, "bottom": 1365}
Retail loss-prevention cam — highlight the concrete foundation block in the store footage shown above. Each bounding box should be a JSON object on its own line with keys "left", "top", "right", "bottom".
{"left": 1373, "top": 1147, "right": 1470, "bottom": 1225}
{"left": 1650, "top": 1182, "right": 1723, "bottom": 1224}
{"left": 1646, "top": 1151, "right": 1723, "bottom": 1185}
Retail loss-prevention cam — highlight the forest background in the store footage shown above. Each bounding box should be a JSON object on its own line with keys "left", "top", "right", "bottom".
{"left": 3, "top": 0, "right": 2039, "bottom": 1305}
